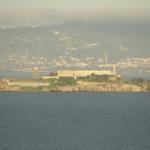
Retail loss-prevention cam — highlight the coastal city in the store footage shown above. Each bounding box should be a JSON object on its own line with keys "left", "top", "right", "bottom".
{"left": 0, "top": 53, "right": 150, "bottom": 74}
{"left": 0, "top": 26, "right": 150, "bottom": 92}
{"left": 0, "top": 26, "right": 149, "bottom": 75}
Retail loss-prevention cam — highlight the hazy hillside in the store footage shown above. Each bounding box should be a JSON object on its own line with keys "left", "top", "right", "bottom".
{"left": 0, "top": 8, "right": 150, "bottom": 63}
{"left": 0, "top": 18, "right": 150, "bottom": 79}
{"left": 0, "top": 18, "right": 150, "bottom": 59}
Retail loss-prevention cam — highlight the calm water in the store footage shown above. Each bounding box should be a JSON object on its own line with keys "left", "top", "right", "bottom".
{"left": 0, "top": 93, "right": 150, "bottom": 150}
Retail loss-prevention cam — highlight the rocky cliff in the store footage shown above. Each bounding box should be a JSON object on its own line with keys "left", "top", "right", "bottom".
{"left": 56, "top": 81, "right": 146, "bottom": 92}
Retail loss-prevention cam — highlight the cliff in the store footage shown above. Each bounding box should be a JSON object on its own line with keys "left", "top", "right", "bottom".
{"left": 0, "top": 80, "right": 148, "bottom": 92}
{"left": 55, "top": 81, "right": 147, "bottom": 92}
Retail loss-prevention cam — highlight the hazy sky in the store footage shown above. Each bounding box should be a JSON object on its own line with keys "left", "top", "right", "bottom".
{"left": 0, "top": 0, "right": 150, "bottom": 9}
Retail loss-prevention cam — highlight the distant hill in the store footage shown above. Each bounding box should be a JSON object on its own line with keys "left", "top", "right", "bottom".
{"left": 0, "top": 9, "right": 149, "bottom": 79}
{"left": 0, "top": 19, "right": 149, "bottom": 61}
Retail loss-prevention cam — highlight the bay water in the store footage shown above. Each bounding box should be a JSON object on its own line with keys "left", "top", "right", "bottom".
{"left": 0, "top": 93, "right": 150, "bottom": 150}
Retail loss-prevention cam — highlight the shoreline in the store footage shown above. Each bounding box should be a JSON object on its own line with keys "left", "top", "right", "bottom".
{"left": 0, "top": 86, "right": 148, "bottom": 93}
{"left": 0, "top": 90, "right": 149, "bottom": 94}
{"left": 1, "top": 78, "right": 149, "bottom": 93}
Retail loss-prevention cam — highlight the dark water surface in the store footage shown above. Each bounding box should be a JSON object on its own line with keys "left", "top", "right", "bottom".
{"left": 0, "top": 93, "right": 150, "bottom": 150}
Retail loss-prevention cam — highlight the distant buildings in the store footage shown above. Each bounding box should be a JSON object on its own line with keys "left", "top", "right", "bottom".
{"left": 116, "top": 57, "right": 150, "bottom": 71}
{"left": 42, "top": 64, "right": 118, "bottom": 79}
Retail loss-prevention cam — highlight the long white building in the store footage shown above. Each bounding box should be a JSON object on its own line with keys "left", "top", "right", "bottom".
{"left": 56, "top": 70, "right": 113, "bottom": 77}
{"left": 7, "top": 81, "right": 50, "bottom": 87}
{"left": 56, "top": 65, "right": 116, "bottom": 77}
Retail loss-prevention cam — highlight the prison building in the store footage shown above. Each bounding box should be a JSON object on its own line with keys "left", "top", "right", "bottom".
{"left": 56, "top": 70, "right": 113, "bottom": 78}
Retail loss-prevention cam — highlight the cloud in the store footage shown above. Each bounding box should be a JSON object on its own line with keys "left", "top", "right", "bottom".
{"left": 0, "top": 8, "right": 150, "bottom": 26}
{"left": 0, "top": 9, "right": 88, "bottom": 26}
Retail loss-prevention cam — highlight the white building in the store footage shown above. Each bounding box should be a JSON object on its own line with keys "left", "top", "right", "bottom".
{"left": 56, "top": 70, "right": 113, "bottom": 78}
{"left": 7, "top": 81, "right": 50, "bottom": 87}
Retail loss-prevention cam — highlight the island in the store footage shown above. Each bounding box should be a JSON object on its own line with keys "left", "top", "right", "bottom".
{"left": 0, "top": 69, "right": 150, "bottom": 92}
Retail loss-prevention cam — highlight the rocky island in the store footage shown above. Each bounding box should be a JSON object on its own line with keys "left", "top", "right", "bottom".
{"left": 0, "top": 70, "right": 149, "bottom": 92}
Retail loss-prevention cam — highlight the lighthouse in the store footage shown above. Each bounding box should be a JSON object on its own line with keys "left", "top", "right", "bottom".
{"left": 113, "top": 64, "right": 116, "bottom": 75}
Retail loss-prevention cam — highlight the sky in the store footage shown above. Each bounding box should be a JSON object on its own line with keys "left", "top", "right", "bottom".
{"left": 0, "top": 0, "right": 150, "bottom": 9}
{"left": 0, "top": 0, "right": 150, "bottom": 26}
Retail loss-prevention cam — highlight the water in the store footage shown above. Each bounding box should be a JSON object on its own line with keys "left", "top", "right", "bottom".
{"left": 0, "top": 72, "right": 47, "bottom": 79}
{"left": 0, "top": 93, "right": 150, "bottom": 150}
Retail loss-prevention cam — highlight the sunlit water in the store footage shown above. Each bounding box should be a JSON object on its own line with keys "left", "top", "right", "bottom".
{"left": 0, "top": 93, "right": 150, "bottom": 150}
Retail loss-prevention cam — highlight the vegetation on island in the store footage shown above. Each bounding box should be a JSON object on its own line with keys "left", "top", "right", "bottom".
{"left": 146, "top": 83, "right": 150, "bottom": 92}
{"left": 76, "top": 74, "right": 121, "bottom": 83}
{"left": 0, "top": 74, "right": 149, "bottom": 92}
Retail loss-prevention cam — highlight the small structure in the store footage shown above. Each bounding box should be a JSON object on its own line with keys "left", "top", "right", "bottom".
{"left": 104, "top": 52, "right": 108, "bottom": 63}
{"left": 32, "top": 67, "right": 40, "bottom": 79}
{"left": 98, "top": 64, "right": 117, "bottom": 75}
{"left": 113, "top": 64, "right": 116, "bottom": 75}
{"left": 41, "top": 76, "right": 59, "bottom": 80}
{"left": 0, "top": 80, "right": 8, "bottom": 91}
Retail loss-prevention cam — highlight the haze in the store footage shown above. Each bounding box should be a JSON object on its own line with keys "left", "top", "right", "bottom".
{"left": 0, "top": 0, "right": 150, "bottom": 9}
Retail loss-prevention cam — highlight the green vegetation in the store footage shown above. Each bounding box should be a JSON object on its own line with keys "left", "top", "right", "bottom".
{"left": 130, "top": 78, "right": 145, "bottom": 84}
{"left": 41, "top": 77, "right": 77, "bottom": 88}
{"left": 1, "top": 75, "right": 149, "bottom": 92}
{"left": 146, "top": 84, "right": 150, "bottom": 92}
{"left": 122, "top": 78, "right": 145, "bottom": 84}
{"left": 45, "top": 75, "right": 122, "bottom": 88}
{"left": 55, "top": 77, "right": 76, "bottom": 86}
{"left": 21, "top": 86, "right": 44, "bottom": 91}
{"left": 77, "top": 74, "right": 120, "bottom": 83}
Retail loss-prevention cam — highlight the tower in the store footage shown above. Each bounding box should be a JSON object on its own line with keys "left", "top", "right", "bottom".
{"left": 104, "top": 51, "right": 108, "bottom": 63}
{"left": 113, "top": 64, "right": 116, "bottom": 75}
